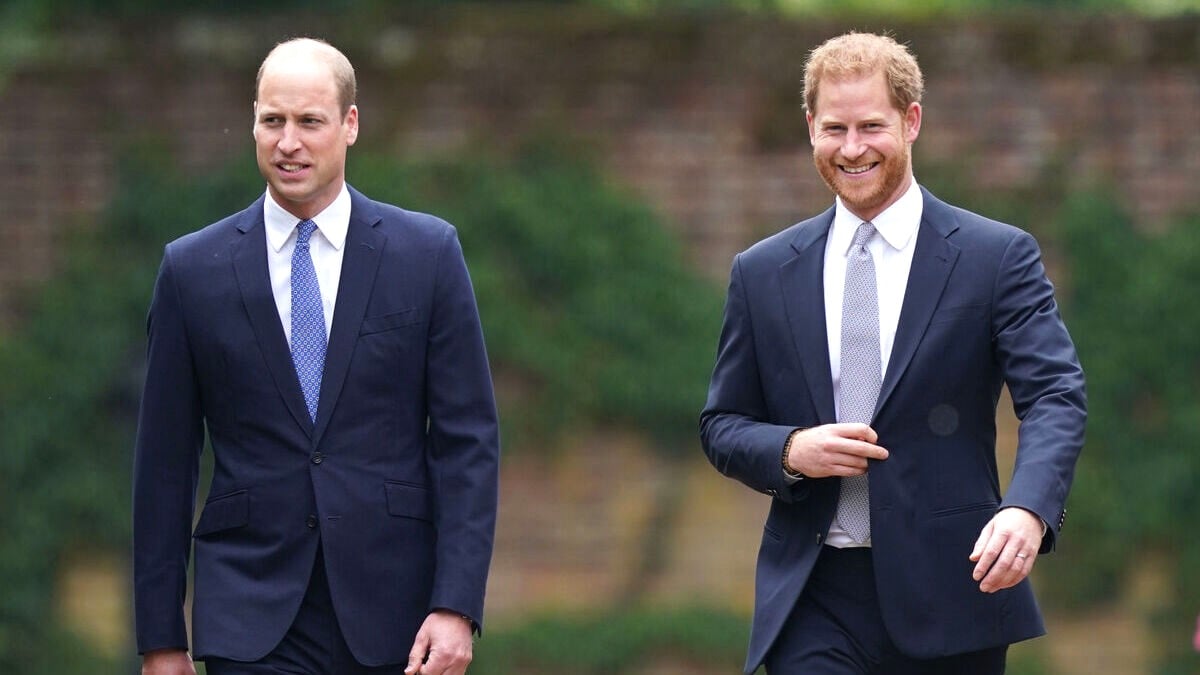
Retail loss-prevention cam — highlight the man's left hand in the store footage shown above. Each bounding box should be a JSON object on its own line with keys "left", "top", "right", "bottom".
{"left": 969, "top": 507, "right": 1043, "bottom": 593}
{"left": 405, "top": 610, "right": 473, "bottom": 675}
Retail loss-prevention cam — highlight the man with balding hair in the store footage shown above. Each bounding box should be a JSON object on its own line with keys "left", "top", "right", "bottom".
{"left": 133, "top": 38, "right": 500, "bottom": 675}
{"left": 701, "top": 32, "right": 1085, "bottom": 674}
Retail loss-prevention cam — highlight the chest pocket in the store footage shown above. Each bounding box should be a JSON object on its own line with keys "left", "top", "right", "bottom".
{"left": 360, "top": 308, "right": 422, "bottom": 335}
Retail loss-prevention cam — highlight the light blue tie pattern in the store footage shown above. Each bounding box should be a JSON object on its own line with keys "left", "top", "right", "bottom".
{"left": 836, "top": 222, "right": 882, "bottom": 543}
{"left": 291, "top": 219, "right": 327, "bottom": 423}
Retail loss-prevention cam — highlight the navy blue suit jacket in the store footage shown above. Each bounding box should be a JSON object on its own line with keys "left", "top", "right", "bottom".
{"left": 700, "top": 188, "right": 1085, "bottom": 674}
{"left": 133, "top": 187, "right": 500, "bottom": 665}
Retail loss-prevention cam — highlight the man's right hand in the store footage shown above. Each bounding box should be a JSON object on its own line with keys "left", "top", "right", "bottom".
{"left": 142, "top": 649, "right": 196, "bottom": 675}
{"left": 784, "top": 423, "right": 888, "bottom": 478}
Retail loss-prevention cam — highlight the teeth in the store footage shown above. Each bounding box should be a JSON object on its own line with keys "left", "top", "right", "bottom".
{"left": 281, "top": 163, "right": 303, "bottom": 172}
{"left": 843, "top": 164, "right": 873, "bottom": 175}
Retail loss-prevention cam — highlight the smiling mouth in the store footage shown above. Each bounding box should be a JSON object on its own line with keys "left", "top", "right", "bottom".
{"left": 278, "top": 162, "right": 308, "bottom": 174}
{"left": 841, "top": 162, "right": 878, "bottom": 175}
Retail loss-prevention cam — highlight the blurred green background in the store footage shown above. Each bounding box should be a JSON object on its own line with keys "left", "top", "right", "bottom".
{"left": 1, "top": 1, "right": 1199, "bottom": 673}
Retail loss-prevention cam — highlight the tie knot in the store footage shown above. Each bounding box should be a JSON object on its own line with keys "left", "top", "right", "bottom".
{"left": 853, "top": 222, "right": 875, "bottom": 248}
{"left": 296, "top": 220, "right": 318, "bottom": 245}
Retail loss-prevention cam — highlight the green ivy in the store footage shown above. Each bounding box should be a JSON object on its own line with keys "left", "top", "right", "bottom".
{"left": 1042, "top": 192, "right": 1200, "bottom": 674}
{"left": 0, "top": 142, "right": 256, "bottom": 673}
{"left": 471, "top": 606, "right": 747, "bottom": 674}
{"left": 352, "top": 139, "right": 722, "bottom": 453}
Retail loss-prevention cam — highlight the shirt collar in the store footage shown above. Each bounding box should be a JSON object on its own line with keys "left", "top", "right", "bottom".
{"left": 831, "top": 179, "right": 924, "bottom": 257}
{"left": 263, "top": 184, "right": 352, "bottom": 252}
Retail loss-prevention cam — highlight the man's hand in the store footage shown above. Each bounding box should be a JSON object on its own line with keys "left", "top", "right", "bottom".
{"left": 970, "top": 507, "right": 1044, "bottom": 593}
{"left": 142, "top": 649, "right": 196, "bottom": 675}
{"left": 784, "top": 424, "right": 888, "bottom": 478}
{"left": 406, "top": 610, "right": 474, "bottom": 675}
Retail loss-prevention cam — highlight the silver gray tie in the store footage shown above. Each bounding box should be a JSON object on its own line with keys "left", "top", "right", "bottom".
{"left": 836, "top": 222, "right": 881, "bottom": 543}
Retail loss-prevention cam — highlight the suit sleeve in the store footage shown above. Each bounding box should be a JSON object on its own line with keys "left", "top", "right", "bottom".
{"left": 700, "top": 254, "right": 807, "bottom": 503}
{"left": 992, "top": 231, "right": 1087, "bottom": 553}
{"left": 424, "top": 226, "right": 500, "bottom": 631}
{"left": 132, "top": 248, "right": 205, "bottom": 653}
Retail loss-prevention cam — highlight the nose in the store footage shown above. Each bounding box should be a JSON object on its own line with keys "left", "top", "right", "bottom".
{"left": 841, "top": 129, "right": 867, "bottom": 160}
{"left": 278, "top": 122, "right": 302, "bottom": 154}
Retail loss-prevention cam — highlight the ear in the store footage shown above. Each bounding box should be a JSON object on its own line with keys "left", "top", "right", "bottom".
{"left": 903, "top": 102, "right": 921, "bottom": 143}
{"left": 806, "top": 110, "right": 816, "bottom": 145}
{"left": 344, "top": 105, "right": 360, "bottom": 146}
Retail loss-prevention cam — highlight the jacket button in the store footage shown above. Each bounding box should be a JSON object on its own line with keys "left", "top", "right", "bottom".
{"left": 306, "top": 515, "right": 318, "bottom": 529}
{"left": 311, "top": 452, "right": 323, "bottom": 465}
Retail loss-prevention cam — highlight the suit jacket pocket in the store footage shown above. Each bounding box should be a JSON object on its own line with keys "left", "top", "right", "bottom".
{"left": 385, "top": 480, "right": 434, "bottom": 522}
{"left": 193, "top": 489, "right": 249, "bottom": 537}
{"left": 360, "top": 308, "right": 422, "bottom": 335}
{"left": 930, "top": 500, "right": 998, "bottom": 518}
{"left": 928, "top": 303, "right": 988, "bottom": 325}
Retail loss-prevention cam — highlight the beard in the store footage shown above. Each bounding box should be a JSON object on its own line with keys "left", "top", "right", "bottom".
{"left": 814, "top": 142, "right": 911, "bottom": 220}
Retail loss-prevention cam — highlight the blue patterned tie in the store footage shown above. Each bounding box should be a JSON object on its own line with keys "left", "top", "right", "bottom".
{"left": 836, "top": 222, "right": 882, "bottom": 543}
{"left": 291, "top": 219, "right": 326, "bottom": 423}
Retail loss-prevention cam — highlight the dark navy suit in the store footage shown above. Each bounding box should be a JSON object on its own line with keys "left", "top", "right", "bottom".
{"left": 700, "top": 188, "right": 1085, "bottom": 674}
{"left": 133, "top": 187, "right": 500, "bottom": 666}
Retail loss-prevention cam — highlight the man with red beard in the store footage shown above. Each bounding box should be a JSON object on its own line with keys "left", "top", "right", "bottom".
{"left": 700, "top": 32, "right": 1085, "bottom": 674}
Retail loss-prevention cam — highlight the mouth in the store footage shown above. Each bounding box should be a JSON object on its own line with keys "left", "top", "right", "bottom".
{"left": 840, "top": 162, "right": 878, "bottom": 176}
{"left": 277, "top": 162, "right": 310, "bottom": 176}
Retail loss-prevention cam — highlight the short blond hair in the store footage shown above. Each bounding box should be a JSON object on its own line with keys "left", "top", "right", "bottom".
{"left": 803, "top": 32, "right": 923, "bottom": 115}
{"left": 256, "top": 37, "right": 357, "bottom": 116}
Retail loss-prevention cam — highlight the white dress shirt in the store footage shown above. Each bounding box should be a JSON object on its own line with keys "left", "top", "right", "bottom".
{"left": 822, "top": 179, "right": 923, "bottom": 547}
{"left": 264, "top": 185, "right": 351, "bottom": 345}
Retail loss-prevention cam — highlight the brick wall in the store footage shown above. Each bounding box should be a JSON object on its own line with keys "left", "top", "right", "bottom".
{"left": 3, "top": 12, "right": 1197, "bottom": 322}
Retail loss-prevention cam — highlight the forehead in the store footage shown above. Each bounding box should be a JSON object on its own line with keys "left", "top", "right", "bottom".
{"left": 256, "top": 57, "right": 340, "bottom": 110}
{"left": 812, "top": 71, "right": 896, "bottom": 118}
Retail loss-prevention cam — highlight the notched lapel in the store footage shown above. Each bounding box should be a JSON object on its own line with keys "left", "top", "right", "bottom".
{"left": 780, "top": 216, "right": 837, "bottom": 424}
{"left": 876, "top": 201, "right": 961, "bottom": 416}
{"left": 231, "top": 214, "right": 314, "bottom": 434}
{"left": 311, "top": 200, "right": 385, "bottom": 446}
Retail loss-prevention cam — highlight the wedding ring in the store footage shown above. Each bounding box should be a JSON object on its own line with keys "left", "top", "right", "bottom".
{"left": 1015, "top": 553, "right": 1028, "bottom": 559}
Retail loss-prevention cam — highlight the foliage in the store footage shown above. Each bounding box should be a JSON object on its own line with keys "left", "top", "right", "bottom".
{"left": 471, "top": 606, "right": 747, "bottom": 674}
{"left": 1038, "top": 193, "right": 1200, "bottom": 674}
{"left": 352, "top": 139, "right": 722, "bottom": 452}
{"left": 0, "top": 143, "right": 255, "bottom": 673}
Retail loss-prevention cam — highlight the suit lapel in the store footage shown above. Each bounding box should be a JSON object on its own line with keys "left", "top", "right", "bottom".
{"left": 230, "top": 200, "right": 314, "bottom": 434}
{"left": 780, "top": 210, "right": 837, "bottom": 424}
{"left": 876, "top": 189, "right": 961, "bottom": 416}
{"left": 312, "top": 188, "right": 385, "bottom": 447}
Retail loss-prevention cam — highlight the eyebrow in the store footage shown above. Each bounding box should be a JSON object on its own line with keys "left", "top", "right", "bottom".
{"left": 256, "top": 108, "right": 330, "bottom": 120}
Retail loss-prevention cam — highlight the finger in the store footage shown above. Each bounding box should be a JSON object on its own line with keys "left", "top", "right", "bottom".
{"left": 828, "top": 423, "right": 878, "bottom": 444}
{"left": 969, "top": 520, "right": 994, "bottom": 562}
{"left": 825, "top": 441, "right": 886, "bottom": 467}
{"left": 829, "top": 455, "right": 869, "bottom": 473}
{"left": 838, "top": 439, "right": 888, "bottom": 461}
{"left": 406, "top": 633, "right": 430, "bottom": 675}
{"left": 971, "top": 531, "right": 1007, "bottom": 580}
{"left": 423, "top": 649, "right": 469, "bottom": 675}
{"left": 980, "top": 546, "right": 1032, "bottom": 593}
